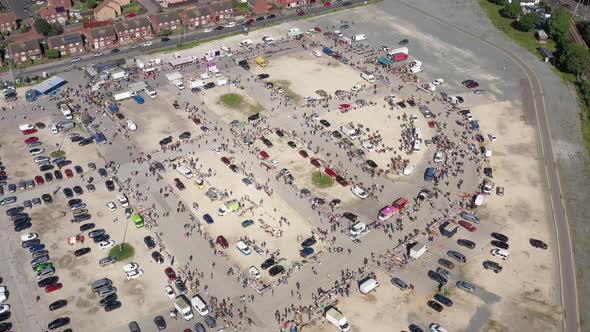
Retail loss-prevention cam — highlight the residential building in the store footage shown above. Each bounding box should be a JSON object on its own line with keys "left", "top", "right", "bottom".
{"left": 6, "top": 39, "right": 43, "bottom": 64}
{"left": 40, "top": 6, "right": 69, "bottom": 25}
{"left": 209, "top": 0, "right": 233, "bottom": 22}
{"left": 150, "top": 11, "right": 182, "bottom": 34}
{"left": 112, "top": 0, "right": 132, "bottom": 5}
{"left": 114, "top": 16, "right": 152, "bottom": 41}
{"left": 160, "top": 0, "right": 191, "bottom": 8}
{"left": 47, "top": 33, "right": 84, "bottom": 56}
{"left": 275, "top": 0, "right": 308, "bottom": 8}
{"left": 248, "top": 0, "right": 269, "bottom": 14}
{"left": 0, "top": 12, "right": 18, "bottom": 32}
{"left": 48, "top": 0, "right": 73, "bottom": 10}
{"left": 181, "top": 6, "right": 211, "bottom": 29}
{"left": 84, "top": 25, "right": 118, "bottom": 49}
{"left": 94, "top": 0, "right": 122, "bottom": 21}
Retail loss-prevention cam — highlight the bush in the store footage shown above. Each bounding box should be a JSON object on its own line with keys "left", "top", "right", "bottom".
{"left": 517, "top": 12, "right": 541, "bottom": 32}
{"left": 46, "top": 49, "right": 60, "bottom": 59}
{"left": 547, "top": 7, "right": 571, "bottom": 41}
{"left": 108, "top": 243, "right": 135, "bottom": 261}
{"left": 500, "top": 0, "right": 521, "bottom": 19}
{"left": 557, "top": 41, "right": 590, "bottom": 76}
{"left": 19, "top": 25, "right": 30, "bottom": 33}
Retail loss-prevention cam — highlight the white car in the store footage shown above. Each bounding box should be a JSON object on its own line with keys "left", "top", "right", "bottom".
{"left": 117, "top": 193, "right": 129, "bottom": 207}
{"left": 106, "top": 201, "right": 116, "bottom": 212}
{"left": 98, "top": 240, "right": 116, "bottom": 250}
{"left": 143, "top": 41, "right": 152, "bottom": 47}
{"left": 164, "top": 285, "right": 176, "bottom": 298}
{"left": 21, "top": 232, "right": 38, "bottom": 242}
{"left": 126, "top": 120, "right": 137, "bottom": 131}
{"left": 203, "top": 27, "right": 213, "bottom": 33}
{"left": 490, "top": 248, "right": 509, "bottom": 260}
{"left": 0, "top": 304, "right": 10, "bottom": 314}
{"left": 429, "top": 323, "right": 448, "bottom": 332}
{"left": 274, "top": 86, "right": 284, "bottom": 94}
{"left": 361, "top": 141, "right": 374, "bottom": 151}
{"left": 351, "top": 85, "right": 362, "bottom": 92}
{"left": 213, "top": 147, "right": 221, "bottom": 154}
{"left": 426, "top": 83, "right": 436, "bottom": 92}
{"left": 94, "top": 52, "right": 104, "bottom": 57}
{"left": 217, "top": 205, "right": 228, "bottom": 216}
{"left": 403, "top": 164, "right": 415, "bottom": 176}
{"left": 488, "top": 133, "right": 497, "bottom": 142}
{"left": 225, "top": 22, "right": 236, "bottom": 28}
{"left": 352, "top": 186, "right": 368, "bottom": 199}
{"left": 434, "top": 151, "right": 445, "bottom": 163}
{"left": 432, "top": 78, "right": 444, "bottom": 85}
{"left": 236, "top": 241, "right": 252, "bottom": 255}
{"left": 249, "top": 266, "right": 261, "bottom": 279}
{"left": 29, "top": 148, "right": 44, "bottom": 155}
{"left": 0, "top": 286, "right": 6, "bottom": 302}
{"left": 270, "top": 160, "right": 279, "bottom": 168}
{"left": 123, "top": 262, "right": 139, "bottom": 273}
{"left": 126, "top": 269, "right": 144, "bottom": 280}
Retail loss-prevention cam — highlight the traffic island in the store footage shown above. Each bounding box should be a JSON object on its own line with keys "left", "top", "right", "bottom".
{"left": 312, "top": 171, "right": 334, "bottom": 188}
{"left": 50, "top": 150, "right": 65, "bottom": 158}
{"left": 109, "top": 243, "right": 135, "bottom": 261}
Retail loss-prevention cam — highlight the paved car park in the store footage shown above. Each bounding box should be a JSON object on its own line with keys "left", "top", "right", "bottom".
{"left": 0, "top": 2, "right": 563, "bottom": 332}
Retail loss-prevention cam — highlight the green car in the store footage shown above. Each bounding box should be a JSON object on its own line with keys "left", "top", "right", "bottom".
{"left": 35, "top": 262, "right": 53, "bottom": 272}
{"left": 241, "top": 219, "right": 254, "bottom": 228}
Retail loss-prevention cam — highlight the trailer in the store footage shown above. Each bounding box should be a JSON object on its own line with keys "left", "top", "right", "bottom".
{"left": 165, "top": 71, "right": 183, "bottom": 82}
{"left": 351, "top": 34, "right": 367, "bottom": 41}
{"left": 410, "top": 242, "right": 428, "bottom": 259}
{"left": 322, "top": 46, "right": 334, "bottom": 56}
{"left": 114, "top": 91, "right": 134, "bottom": 101}
{"left": 388, "top": 47, "right": 409, "bottom": 55}
{"left": 59, "top": 103, "right": 73, "bottom": 120}
{"left": 392, "top": 53, "right": 408, "bottom": 62}
{"left": 190, "top": 80, "right": 206, "bottom": 89}
{"left": 378, "top": 54, "right": 393, "bottom": 66}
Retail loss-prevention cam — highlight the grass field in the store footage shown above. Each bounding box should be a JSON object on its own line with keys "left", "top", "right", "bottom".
{"left": 109, "top": 243, "right": 135, "bottom": 261}
{"left": 219, "top": 93, "right": 243, "bottom": 108}
{"left": 312, "top": 172, "right": 334, "bottom": 188}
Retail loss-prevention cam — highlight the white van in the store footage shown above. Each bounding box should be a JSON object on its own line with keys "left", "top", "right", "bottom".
{"left": 145, "top": 85, "right": 157, "bottom": 99}
{"left": 191, "top": 294, "right": 209, "bottom": 316}
{"left": 126, "top": 120, "right": 137, "bottom": 131}
{"left": 360, "top": 71, "right": 376, "bottom": 83}
{"left": 352, "top": 34, "right": 367, "bottom": 41}
{"left": 117, "top": 193, "right": 129, "bottom": 207}
{"left": 358, "top": 277, "right": 380, "bottom": 294}
{"left": 491, "top": 248, "right": 509, "bottom": 260}
{"left": 236, "top": 241, "right": 252, "bottom": 255}
{"left": 50, "top": 124, "right": 59, "bottom": 134}
{"left": 412, "top": 139, "right": 421, "bottom": 152}
{"left": 176, "top": 166, "right": 193, "bottom": 179}
{"left": 174, "top": 80, "right": 185, "bottom": 90}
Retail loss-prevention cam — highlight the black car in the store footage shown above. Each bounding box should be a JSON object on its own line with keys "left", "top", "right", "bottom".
{"left": 427, "top": 300, "right": 443, "bottom": 312}
{"left": 434, "top": 293, "right": 453, "bottom": 307}
{"left": 447, "top": 250, "right": 466, "bottom": 263}
{"left": 256, "top": 16, "right": 265, "bottom": 21}
{"left": 399, "top": 38, "right": 409, "bottom": 45}
{"left": 11, "top": 212, "right": 29, "bottom": 220}
{"left": 214, "top": 26, "right": 224, "bottom": 30}
{"left": 154, "top": 316, "right": 166, "bottom": 331}
{"left": 262, "top": 138, "right": 273, "bottom": 148}
{"left": 56, "top": 160, "right": 72, "bottom": 168}
{"left": 457, "top": 239, "right": 476, "bottom": 249}
{"left": 79, "top": 138, "right": 94, "bottom": 146}
{"left": 48, "top": 317, "right": 70, "bottom": 330}
{"left": 407, "top": 99, "right": 416, "bottom": 107}
{"left": 229, "top": 164, "right": 239, "bottom": 173}
{"left": 54, "top": 170, "right": 63, "bottom": 180}
{"left": 332, "top": 130, "right": 342, "bottom": 139}
{"left": 260, "top": 258, "right": 276, "bottom": 270}
{"left": 491, "top": 240, "right": 509, "bottom": 249}
{"left": 99, "top": 293, "right": 118, "bottom": 306}
{"left": 80, "top": 223, "right": 95, "bottom": 232}
{"left": 110, "top": 48, "right": 120, "bottom": 54}
{"left": 287, "top": 141, "right": 297, "bottom": 149}
{"left": 44, "top": 172, "right": 54, "bottom": 182}
{"left": 427, "top": 270, "right": 447, "bottom": 285}
{"left": 491, "top": 232, "right": 509, "bottom": 242}
{"left": 105, "top": 300, "right": 122, "bottom": 312}
{"left": 268, "top": 265, "right": 285, "bottom": 276}
{"left": 275, "top": 129, "right": 284, "bottom": 137}
{"left": 161, "top": 37, "right": 170, "bottom": 42}
{"left": 483, "top": 260, "right": 503, "bottom": 273}
{"left": 342, "top": 1, "right": 352, "bottom": 6}
{"left": 49, "top": 299, "right": 68, "bottom": 311}
{"left": 70, "top": 136, "right": 83, "bottom": 143}
{"left": 397, "top": 101, "right": 407, "bottom": 108}
{"left": 72, "top": 214, "right": 92, "bottom": 223}
{"left": 530, "top": 239, "right": 548, "bottom": 249}
{"left": 98, "top": 168, "right": 108, "bottom": 178}
{"left": 15, "top": 223, "right": 32, "bottom": 232}
{"left": 41, "top": 194, "right": 53, "bottom": 204}
{"left": 258, "top": 74, "right": 270, "bottom": 79}
{"left": 319, "top": 119, "right": 331, "bottom": 127}
{"left": 68, "top": 199, "right": 82, "bottom": 207}
{"left": 159, "top": 136, "right": 173, "bottom": 146}
{"left": 93, "top": 234, "right": 110, "bottom": 243}
{"left": 63, "top": 188, "right": 73, "bottom": 198}
{"left": 115, "top": 113, "right": 124, "bottom": 120}
{"left": 6, "top": 206, "right": 24, "bottom": 216}
{"left": 40, "top": 164, "right": 54, "bottom": 171}
{"left": 105, "top": 180, "right": 115, "bottom": 191}
{"left": 483, "top": 167, "right": 493, "bottom": 178}
{"left": 144, "top": 236, "right": 156, "bottom": 249}
{"left": 73, "top": 186, "right": 84, "bottom": 195}
{"left": 152, "top": 251, "right": 164, "bottom": 264}
{"left": 38, "top": 276, "right": 59, "bottom": 288}
{"left": 267, "top": 14, "right": 276, "bottom": 18}
{"left": 74, "top": 247, "right": 91, "bottom": 257}
{"left": 366, "top": 160, "right": 378, "bottom": 168}
{"left": 22, "top": 239, "right": 40, "bottom": 248}
{"left": 74, "top": 166, "right": 83, "bottom": 174}
{"left": 14, "top": 216, "right": 31, "bottom": 226}
{"left": 343, "top": 212, "right": 358, "bottom": 222}
{"left": 204, "top": 82, "right": 216, "bottom": 89}
{"left": 301, "top": 237, "right": 316, "bottom": 247}
{"left": 409, "top": 324, "right": 424, "bottom": 332}
{"left": 179, "top": 131, "right": 191, "bottom": 140}
{"left": 0, "top": 323, "right": 12, "bottom": 332}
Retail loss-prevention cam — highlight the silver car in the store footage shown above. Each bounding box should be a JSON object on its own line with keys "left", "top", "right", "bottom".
{"left": 0, "top": 196, "right": 17, "bottom": 205}
{"left": 99, "top": 256, "right": 117, "bottom": 267}
{"left": 456, "top": 280, "right": 475, "bottom": 293}
{"left": 98, "top": 286, "right": 117, "bottom": 298}
{"left": 461, "top": 211, "right": 480, "bottom": 224}
{"left": 436, "top": 267, "right": 452, "bottom": 280}
{"left": 390, "top": 277, "right": 409, "bottom": 290}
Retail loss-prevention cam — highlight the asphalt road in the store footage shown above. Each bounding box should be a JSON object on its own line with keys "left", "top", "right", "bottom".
{"left": 0, "top": 0, "right": 32, "bottom": 20}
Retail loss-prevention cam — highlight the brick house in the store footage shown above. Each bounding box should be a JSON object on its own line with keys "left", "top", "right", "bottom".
{"left": 84, "top": 25, "right": 118, "bottom": 49}
{"left": 275, "top": 0, "right": 308, "bottom": 8}
{"left": 150, "top": 11, "right": 182, "bottom": 34}
{"left": 40, "top": 6, "right": 69, "bottom": 25}
{"left": 6, "top": 39, "right": 43, "bottom": 64}
{"left": 0, "top": 12, "right": 18, "bottom": 32}
{"left": 48, "top": 0, "right": 73, "bottom": 10}
{"left": 47, "top": 33, "right": 84, "bottom": 56}
{"left": 181, "top": 6, "right": 211, "bottom": 30}
{"left": 112, "top": 0, "right": 131, "bottom": 5}
{"left": 209, "top": 0, "right": 233, "bottom": 22}
{"left": 114, "top": 16, "right": 152, "bottom": 41}
{"left": 248, "top": 0, "right": 269, "bottom": 14}
{"left": 94, "top": 0, "right": 122, "bottom": 21}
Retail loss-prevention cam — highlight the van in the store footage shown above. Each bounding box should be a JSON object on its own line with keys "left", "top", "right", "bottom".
{"left": 145, "top": 85, "right": 157, "bottom": 99}
{"left": 236, "top": 241, "right": 252, "bottom": 255}
{"left": 176, "top": 166, "right": 193, "bottom": 179}
{"left": 174, "top": 80, "right": 185, "bottom": 90}
{"left": 51, "top": 124, "right": 59, "bottom": 134}
{"left": 352, "top": 34, "right": 367, "bottom": 41}
{"left": 358, "top": 277, "right": 380, "bottom": 294}
{"left": 491, "top": 248, "right": 509, "bottom": 260}
{"left": 117, "top": 193, "right": 129, "bottom": 207}
{"left": 412, "top": 139, "right": 421, "bottom": 152}
{"left": 191, "top": 294, "right": 210, "bottom": 316}
{"left": 92, "top": 278, "right": 113, "bottom": 292}
{"left": 360, "top": 71, "right": 376, "bottom": 83}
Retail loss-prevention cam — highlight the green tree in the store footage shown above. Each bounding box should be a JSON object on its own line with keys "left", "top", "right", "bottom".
{"left": 490, "top": 0, "right": 508, "bottom": 5}
{"left": 557, "top": 41, "right": 590, "bottom": 76}
{"left": 45, "top": 49, "right": 61, "bottom": 58}
{"left": 48, "top": 23, "right": 62, "bottom": 36}
{"left": 581, "top": 24, "right": 590, "bottom": 45}
{"left": 86, "top": 0, "right": 98, "bottom": 9}
{"left": 500, "top": 0, "right": 521, "bottom": 19}
{"left": 34, "top": 18, "right": 51, "bottom": 36}
{"left": 19, "top": 24, "right": 30, "bottom": 33}
{"left": 518, "top": 12, "right": 542, "bottom": 31}
{"left": 547, "top": 8, "right": 572, "bottom": 41}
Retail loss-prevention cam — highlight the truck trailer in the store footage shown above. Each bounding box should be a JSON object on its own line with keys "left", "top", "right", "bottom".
{"left": 174, "top": 295, "right": 194, "bottom": 321}
{"left": 114, "top": 91, "right": 135, "bottom": 101}
{"left": 323, "top": 46, "right": 334, "bottom": 56}
{"left": 59, "top": 103, "right": 73, "bottom": 120}
{"left": 410, "top": 242, "right": 428, "bottom": 259}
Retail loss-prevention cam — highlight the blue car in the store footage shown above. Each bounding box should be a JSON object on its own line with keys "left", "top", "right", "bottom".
{"left": 30, "top": 244, "right": 46, "bottom": 253}
{"left": 203, "top": 214, "right": 214, "bottom": 224}
{"left": 299, "top": 247, "right": 314, "bottom": 258}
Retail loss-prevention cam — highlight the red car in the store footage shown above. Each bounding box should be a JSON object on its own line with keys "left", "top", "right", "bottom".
{"left": 324, "top": 1, "right": 331, "bottom": 5}
{"left": 64, "top": 169, "right": 74, "bottom": 178}
{"left": 164, "top": 267, "right": 176, "bottom": 281}
{"left": 216, "top": 235, "right": 229, "bottom": 249}
{"left": 310, "top": 158, "right": 321, "bottom": 168}
{"left": 34, "top": 175, "right": 45, "bottom": 185}
{"left": 25, "top": 137, "right": 39, "bottom": 144}
{"left": 297, "top": 11, "right": 305, "bottom": 16}
{"left": 192, "top": 117, "right": 202, "bottom": 125}
{"left": 260, "top": 150, "right": 270, "bottom": 159}
{"left": 299, "top": 150, "right": 309, "bottom": 158}
{"left": 338, "top": 104, "right": 351, "bottom": 110}
{"left": 22, "top": 129, "right": 37, "bottom": 135}
{"left": 0, "top": 171, "right": 6, "bottom": 177}
{"left": 45, "top": 283, "right": 63, "bottom": 293}
{"left": 466, "top": 81, "right": 479, "bottom": 89}
{"left": 314, "top": 26, "right": 322, "bottom": 32}
{"left": 475, "top": 134, "right": 484, "bottom": 142}
{"left": 324, "top": 168, "right": 337, "bottom": 178}
{"left": 221, "top": 156, "right": 231, "bottom": 165}
{"left": 246, "top": 18, "right": 255, "bottom": 24}
{"left": 174, "top": 178, "right": 185, "bottom": 191}
{"left": 458, "top": 220, "right": 476, "bottom": 232}
{"left": 336, "top": 176, "right": 349, "bottom": 187}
